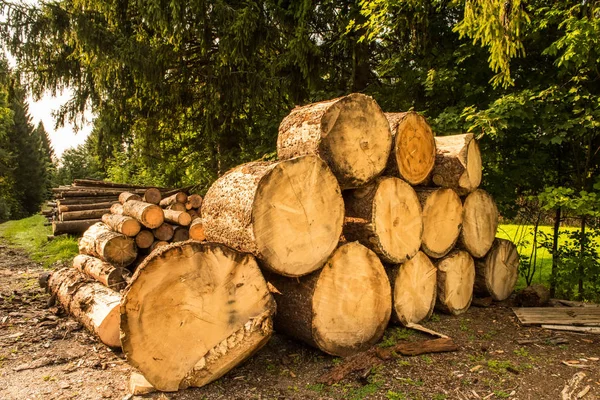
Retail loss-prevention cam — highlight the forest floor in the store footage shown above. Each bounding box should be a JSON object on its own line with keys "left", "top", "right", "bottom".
{"left": 1, "top": 241, "right": 599, "bottom": 400}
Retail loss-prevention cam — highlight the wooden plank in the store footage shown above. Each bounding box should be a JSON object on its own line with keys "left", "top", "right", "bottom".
{"left": 542, "top": 325, "right": 600, "bottom": 334}
{"left": 513, "top": 307, "right": 600, "bottom": 326}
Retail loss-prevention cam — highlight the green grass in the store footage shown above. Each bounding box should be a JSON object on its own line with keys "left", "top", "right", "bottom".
{"left": 0, "top": 215, "right": 79, "bottom": 268}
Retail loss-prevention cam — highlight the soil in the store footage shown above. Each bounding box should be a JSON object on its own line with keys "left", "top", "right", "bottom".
{"left": 0, "top": 241, "right": 598, "bottom": 400}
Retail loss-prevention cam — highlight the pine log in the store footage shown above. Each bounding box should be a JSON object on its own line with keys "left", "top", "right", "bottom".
{"left": 60, "top": 208, "right": 111, "bottom": 221}
{"left": 172, "top": 226, "right": 189, "bottom": 242}
{"left": 160, "top": 192, "right": 188, "bottom": 208}
{"left": 149, "top": 240, "right": 169, "bottom": 252}
{"left": 101, "top": 214, "right": 141, "bottom": 237}
{"left": 189, "top": 219, "right": 205, "bottom": 241}
{"left": 460, "top": 189, "right": 499, "bottom": 258}
{"left": 201, "top": 155, "right": 344, "bottom": 277}
{"left": 277, "top": 93, "right": 392, "bottom": 189}
{"left": 416, "top": 188, "right": 463, "bottom": 258}
{"left": 135, "top": 230, "right": 154, "bottom": 249}
{"left": 436, "top": 250, "right": 475, "bottom": 315}
{"left": 52, "top": 219, "right": 101, "bottom": 235}
{"left": 168, "top": 203, "right": 186, "bottom": 212}
{"left": 58, "top": 202, "right": 117, "bottom": 213}
{"left": 79, "top": 223, "right": 137, "bottom": 267}
{"left": 122, "top": 200, "right": 164, "bottom": 229}
{"left": 153, "top": 223, "right": 174, "bottom": 241}
{"left": 343, "top": 177, "right": 422, "bottom": 264}
{"left": 72, "top": 254, "right": 126, "bottom": 290}
{"left": 143, "top": 188, "right": 162, "bottom": 205}
{"left": 474, "top": 238, "right": 519, "bottom": 301}
{"left": 384, "top": 112, "right": 436, "bottom": 185}
{"left": 48, "top": 268, "right": 121, "bottom": 347}
{"left": 267, "top": 242, "right": 391, "bottom": 356}
{"left": 388, "top": 251, "right": 437, "bottom": 325}
{"left": 110, "top": 203, "right": 124, "bottom": 215}
{"left": 56, "top": 197, "right": 119, "bottom": 205}
{"left": 163, "top": 209, "right": 192, "bottom": 226}
{"left": 186, "top": 194, "right": 202, "bottom": 210}
{"left": 431, "top": 133, "right": 482, "bottom": 195}
{"left": 119, "top": 192, "right": 142, "bottom": 204}
{"left": 120, "top": 241, "right": 277, "bottom": 391}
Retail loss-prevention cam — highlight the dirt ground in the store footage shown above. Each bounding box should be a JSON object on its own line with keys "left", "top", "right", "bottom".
{"left": 0, "top": 241, "right": 599, "bottom": 400}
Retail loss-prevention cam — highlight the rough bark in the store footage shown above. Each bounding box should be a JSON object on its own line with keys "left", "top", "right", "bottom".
{"left": 266, "top": 242, "right": 391, "bottom": 357}
{"left": 135, "top": 230, "right": 154, "bottom": 249}
{"left": 344, "top": 177, "right": 422, "bottom": 263}
{"left": 474, "top": 238, "right": 519, "bottom": 301}
{"left": 435, "top": 250, "right": 475, "bottom": 315}
{"left": 58, "top": 202, "right": 117, "bottom": 213}
{"left": 163, "top": 209, "right": 192, "bottom": 226}
{"left": 153, "top": 223, "right": 174, "bottom": 241}
{"left": 119, "top": 192, "right": 142, "bottom": 204}
{"left": 431, "top": 133, "right": 482, "bottom": 195}
{"left": 201, "top": 155, "right": 344, "bottom": 277}
{"left": 61, "top": 208, "right": 111, "bottom": 221}
{"left": 120, "top": 242, "right": 276, "bottom": 391}
{"left": 384, "top": 112, "right": 436, "bottom": 185}
{"left": 110, "top": 203, "right": 124, "bottom": 215}
{"left": 78, "top": 223, "right": 137, "bottom": 267}
{"left": 189, "top": 219, "right": 205, "bottom": 241}
{"left": 160, "top": 192, "right": 188, "bottom": 208}
{"left": 277, "top": 93, "right": 392, "bottom": 189}
{"left": 416, "top": 188, "right": 463, "bottom": 258}
{"left": 122, "top": 200, "right": 164, "bottom": 229}
{"left": 52, "top": 219, "right": 101, "bottom": 236}
{"left": 72, "top": 254, "right": 127, "bottom": 291}
{"left": 460, "top": 189, "right": 499, "bottom": 258}
{"left": 143, "top": 188, "right": 162, "bottom": 205}
{"left": 56, "top": 197, "right": 119, "bottom": 205}
{"left": 101, "top": 214, "right": 141, "bottom": 237}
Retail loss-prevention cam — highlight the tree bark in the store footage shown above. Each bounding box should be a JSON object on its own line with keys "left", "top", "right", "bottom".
{"left": 72, "top": 254, "right": 127, "bottom": 291}
{"left": 436, "top": 250, "right": 475, "bottom": 315}
{"left": 110, "top": 203, "right": 124, "bottom": 215}
{"left": 459, "top": 189, "right": 499, "bottom": 258}
{"left": 57, "top": 197, "right": 119, "bottom": 205}
{"left": 58, "top": 202, "right": 117, "bottom": 213}
{"left": 474, "top": 238, "right": 519, "bottom": 301}
{"left": 101, "top": 214, "right": 141, "bottom": 237}
{"left": 122, "top": 200, "right": 164, "bottom": 229}
{"left": 61, "top": 208, "right": 111, "bottom": 222}
{"left": 416, "top": 188, "right": 463, "bottom": 258}
{"left": 119, "top": 192, "right": 142, "bottom": 204}
{"left": 149, "top": 240, "right": 169, "bottom": 252}
{"left": 79, "top": 223, "right": 137, "bottom": 267}
{"left": 52, "top": 219, "right": 101, "bottom": 236}
{"left": 431, "top": 133, "right": 482, "bottom": 195}
{"left": 160, "top": 192, "right": 188, "bottom": 208}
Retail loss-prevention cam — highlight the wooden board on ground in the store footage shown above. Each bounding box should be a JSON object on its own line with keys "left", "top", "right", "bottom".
{"left": 512, "top": 308, "right": 600, "bottom": 326}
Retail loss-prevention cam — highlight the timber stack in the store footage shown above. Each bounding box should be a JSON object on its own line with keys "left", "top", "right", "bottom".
{"left": 46, "top": 93, "right": 521, "bottom": 395}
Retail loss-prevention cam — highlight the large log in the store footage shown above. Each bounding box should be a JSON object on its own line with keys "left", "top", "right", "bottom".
{"left": 120, "top": 242, "right": 277, "bottom": 391}
{"left": 52, "top": 219, "right": 101, "bottom": 235}
{"left": 48, "top": 268, "right": 121, "bottom": 347}
{"left": 58, "top": 202, "right": 117, "bottom": 213}
{"left": 143, "top": 188, "right": 162, "bottom": 205}
{"left": 61, "top": 208, "right": 111, "bottom": 221}
{"left": 384, "top": 112, "right": 436, "bottom": 185}
{"left": 475, "top": 238, "right": 519, "bottom": 301}
{"left": 101, "top": 214, "right": 141, "bottom": 237}
{"left": 122, "top": 200, "right": 164, "bottom": 229}
{"left": 160, "top": 192, "right": 188, "bottom": 208}
{"left": 119, "top": 192, "right": 142, "bottom": 204}
{"left": 72, "top": 254, "right": 127, "bottom": 290}
{"left": 163, "top": 209, "right": 192, "bottom": 226}
{"left": 388, "top": 251, "right": 437, "bottom": 325}
{"left": 79, "top": 223, "right": 137, "bottom": 267}
{"left": 460, "top": 189, "right": 499, "bottom": 258}
{"left": 189, "top": 219, "right": 205, "bottom": 241}
{"left": 267, "top": 242, "right": 391, "bottom": 357}
{"left": 343, "top": 177, "right": 422, "bottom": 264}
{"left": 416, "top": 188, "right": 463, "bottom": 258}
{"left": 201, "top": 155, "right": 344, "bottom": 277}
{"left": 56, "top": 197, "right": 119, "bottom": 205}
{"left": 277, "top": 93, "right": 392, "bottom": 189}
{"left": 436, "top": 250, "right": 475, "bottom": 315}
{"left": 431, "top": 133, "right": 482, "bottom": 195}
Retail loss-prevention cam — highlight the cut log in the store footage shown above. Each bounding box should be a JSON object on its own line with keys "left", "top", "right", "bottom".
{"left": 149, "top": 240, "right": 169, "bottom": 252}
{"left": 474, "top": 238, "right": 519, "bottom": 301}
{"left": 135, "top": 230, "right": 154, "bottom": 249}
{"left": 120, "top": 241, "right": 277, "bottom": 391}
{"left": 186, "top": 194, "right": 203, "bottom": 210}
{"left": 79, "top": 223, "right": 137, "bottom": 267}
{"left": 72, "top": 254, "right": 126, "bottom": 290}
{"left": 343, "top": 176, "right": 422, "bottom": 264}
{"left": 388, "top": 251, "right": 437, "bottom": 325}
{"left": 163, "top": 209, "right": 192, "bottom": 226}
{"left": 188, "top": 209, "right": 200, "bottom": 220}
{"left": 189, "top": 219, "right": 205, "bottom": 241}
{"left": 516, "top": 284, "right": 550, "bottom": 307}
{"left": 58, "top": 189, "right": 142, "bottom": 197}
{"left": 61, "top": 208, "right": 111, "bottom": 222}
{"left": 122, "top": 200, "right": 164, "bottom": 229}
{"left": 168, "top": 203, "right": 186, "bottom": 212}
{"left": 266, "top": 242, "right": 391, "bottom": 357}
{"left": 416, "top": 188, "right": 463, "bottom": 258}
{"left": 384, "top": 112, "right": 436, "bottom": 185}
{"left": 58, "top": 202, "right": 117, "bottom": 213}
{"left": 110, "top": 203, "right": 124, "bottom": 215}
{"left": 436, "top": 250, "right": 475, "bottom": 315}
{"left": 172, "top": 226, "right": 189, "bottom": 242}
{"left": 101, "top": 214, "right": 142, "bottom": 237}
{"left": 143, "top": 188, "right": 162, "bottom": 205}
{"left": 431, "top": 133, "right": 482, "bottom": 195}
{"left": 52, "top": 219, "right": 101, "bottom": 235}
{"left": 202, "top": 155, "right": 344, "bottom": 277}
{"left": 72, "top": 179, "right": 170, "bottom": 190}
{"left": 153, "top": 223, "right": 174, "bottom": 241}
{"left": 460, "top": 189, "right": 499, "bottom": 258}
{"left": 48, "top": 267, "right": 121, "bottom": 347}
{"left": 56, "top": 196, "right": 119, "bottom": 205}
{"left": 277, "top": 93, "right": 392, "bottom": 189}
{"left": 119, "top": 192, "right": 142, "bottom": 204}
{"left": 160, "top": 192, "right": 188, "bottom": 208}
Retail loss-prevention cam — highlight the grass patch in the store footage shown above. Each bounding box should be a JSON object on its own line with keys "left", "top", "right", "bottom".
{"left": 0, "top": 215, "right": 78, "bottom": 268}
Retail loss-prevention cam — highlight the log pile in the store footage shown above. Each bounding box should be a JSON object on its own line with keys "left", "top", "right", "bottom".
{"left": 46, "top": 93, "right": 521, "bottom": 394}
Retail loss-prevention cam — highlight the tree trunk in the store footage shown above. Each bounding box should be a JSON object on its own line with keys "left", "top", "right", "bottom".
{"left": 189, "top": 219, "right": 205, "bottom": 241}
{"left": 72, "top": 254, "right": 127, "bottom": 291}
{"left": 201, "top": 155, "right": 344, "bottom": 277}
{"left": 172, "top": 226, "right": 189, "bottom": 242}
{"left": 143, "top": 188, "right": 162, "bottom": 205}
{"left": 163, "top": 209, "right": 192, "bottom": 226}
{"left": 186, "top": 194, "right": 203, "bottom": 210}
{"left": 460, "top": 189, "right": 499, "bottom": 258}
{"left": 388, "top": 251, "right": 437, "bottom": 325}
{"left": 431, "top": 133, "right": 482, "bottom": 195}
{"left": 48, "top": 268, "right": 121, "bottom": 347}
{"left": 119, "top": 192, "right": 142, "bottom": 204}
{"left": 266, "top": 242, "right": 391, "bottom": 357}
{"left": 120, "top": 241, "right": 276, "bottom": 391}
{"left": 79, "top": 223, "right": 137, "bottom": 267}
{"left": 153, "top": 223, "right": 174, "bottom": 241}
{"left": 474, "top": 238, "right": 519, "bottom": 301}
{"left": 436, "top": 250, "right": 475, "bottom": 315}
{"left": 52, "top": 219, "right": 101, "bottom": 235}
{"left": 57, "top": 196, "right": 119, "bottom": 205}
{"left": 578, "top": 217, "right": 586, "bottom": 300}
{"left": 277, "top": 93, "right": 392, "bottom": 189}
{"left": 58, "top": 202, "right": 117, "bottom": 213}
{"left": 122, "top": 200, "right": 164, "bottom": 229}
{"left": 160, "top": 192, "right": 188, "bottom": 208}
{"left": 416, "top": 188, "right": 463, "bottom": 258}
{"left": 384, "top": 112, "right": 436, "bottom": 185}
{"left": 135, "top": 230, "right": 154, "bottom": 249}
{"left": 550, "top": 207, "right": 561, "bottom": 297}
{"left": 101, "top": 214, "right": 141, "bottom": 237}
{"left": 61, "top": 208, "right": 111, "bottom": 221}
{"left": 343, "top": 177, "right": 422, "bottom": 263}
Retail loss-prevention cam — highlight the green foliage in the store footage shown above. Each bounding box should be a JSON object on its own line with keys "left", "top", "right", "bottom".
{"left": 378, "top": 327, "right": 414, "bottom": 347}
